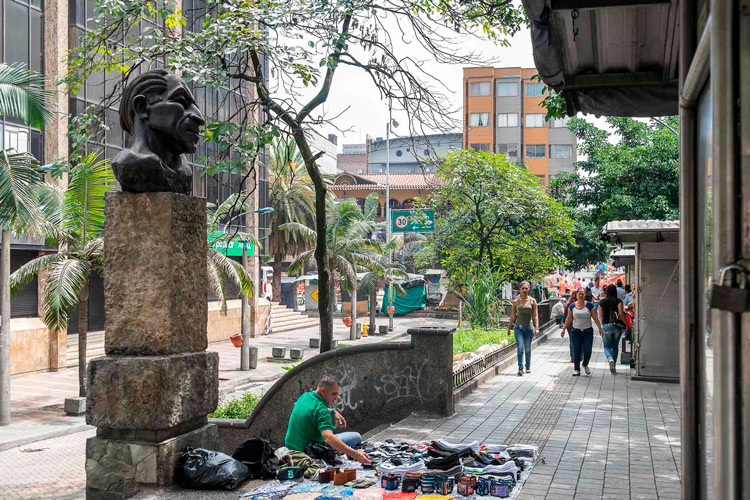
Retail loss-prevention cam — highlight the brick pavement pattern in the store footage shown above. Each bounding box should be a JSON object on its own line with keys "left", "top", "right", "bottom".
{"left": 0, "top": 332, "right": 682, "bottom": 499}
{"left": 370, "top": 335, "right": 682, "bottom": 500}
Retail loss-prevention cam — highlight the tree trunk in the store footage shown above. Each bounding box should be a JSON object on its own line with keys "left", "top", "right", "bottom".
{"left": 0, "top": 229, "right": 11, "bottom": 425}
{"left": 329, "top": 273, "right": 336, "bottom": 316}
{"left": 271, "top": 255, "right": 283, "bottom": 303}
{"left": 77, "top": 281, "right": 89, "bottom": 398}
{"left": 369, "top": 287, "right": 377, "bottom": 335}
{"left": 350, "top": 285, "right": 357, "bottom": 340}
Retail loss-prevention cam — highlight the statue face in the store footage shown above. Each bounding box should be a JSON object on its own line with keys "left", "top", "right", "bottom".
{"left": 144, "top": 74, "right": 205, "bottom": 156}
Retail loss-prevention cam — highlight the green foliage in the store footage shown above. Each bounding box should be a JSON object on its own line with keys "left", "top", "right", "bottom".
{"left": 453, "top": 327, "right": 511, "bottom": 354}
{"left": 530, "top": 74, "right": 567, "bottom": 121}
{"left": 423, "top": 149, "right": 574, "bottom": 285}
{"left": 10, "top": 152, "right": 115, "bottom": 332}
{"left": 548, "top": 117, "right": 679, "bottom": 268}
{"left": 457, "top": 269, "right": 507, "bottom": 329}
{"left": 208, "top": 392, "right": 261, "bottom": 419}
{"left": 0, "top": 63, "right": 55, "bottom": 129}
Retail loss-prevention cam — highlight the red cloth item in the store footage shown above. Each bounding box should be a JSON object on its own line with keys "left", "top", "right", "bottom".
{"left": 383, "top": 492, "right": 418, "bottom": 500}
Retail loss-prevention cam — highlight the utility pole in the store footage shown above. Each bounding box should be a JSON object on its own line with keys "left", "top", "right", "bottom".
{"left": 241, "top": 172, "right": 260, "bottom": 370}
{"left": 386, "top": 100, "right": 394, "bottom": 332}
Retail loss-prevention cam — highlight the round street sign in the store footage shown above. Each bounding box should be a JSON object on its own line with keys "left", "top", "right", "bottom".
{"left": 394, "top": 214, "right": 409, "bottom": 229}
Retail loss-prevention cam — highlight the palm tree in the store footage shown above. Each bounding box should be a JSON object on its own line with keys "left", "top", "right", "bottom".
{"left": 282, "top": 198, "right": 383, "bottom": 350}
{"left": 267, "top": 139, "right": 316, "bottom": 302}
{"left": 360, "top": 240, "right": 408, "bottom": 337}
{"left": 0, "top": 63, "right": 55, "bottom": 425}
{"left": 207, "top": 192, "right": 254, "bottom": 313}
{"left": 10, "top": 151, "right": 112, "bottom": 398}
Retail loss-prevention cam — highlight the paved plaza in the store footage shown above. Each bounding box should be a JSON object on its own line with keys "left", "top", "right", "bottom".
{"left": 0, "top": 331, "right": 681, "bottom": 499}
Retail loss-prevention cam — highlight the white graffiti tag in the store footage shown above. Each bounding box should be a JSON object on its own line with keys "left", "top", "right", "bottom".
{"left": 379, "top": 361, "right": 426, "bottom": 403}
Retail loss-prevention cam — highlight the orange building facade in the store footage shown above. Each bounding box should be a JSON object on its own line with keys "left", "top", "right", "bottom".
{"left": 462, "top": 67, "right": 577, "bottom": 185}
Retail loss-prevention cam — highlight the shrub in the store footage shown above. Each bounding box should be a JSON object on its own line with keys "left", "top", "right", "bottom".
{"left": 208, "top": 392, "right": 261, "bottom": 419}
{"left": 453, "top": 327, "right": 511, "bottom": 354}
{"left": 458, "top": 270, "right": 507, "bottom": 329}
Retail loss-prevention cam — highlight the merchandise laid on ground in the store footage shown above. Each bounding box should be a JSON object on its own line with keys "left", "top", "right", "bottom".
{"left": 177, "top": 438, "right": 538, "bottom": 499}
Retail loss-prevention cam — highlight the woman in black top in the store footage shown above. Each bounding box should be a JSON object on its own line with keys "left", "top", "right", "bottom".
{"left": 598, "top": 284, "right": 625, "bottom": 373}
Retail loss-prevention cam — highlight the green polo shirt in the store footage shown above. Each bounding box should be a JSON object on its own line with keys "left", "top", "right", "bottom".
{"left": 284, "top": 391, "right": 335, "bottom": 452}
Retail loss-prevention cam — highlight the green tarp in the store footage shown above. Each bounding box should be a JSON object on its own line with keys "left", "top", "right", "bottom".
{"left": 382, "top": 282, "right": 427, "bottom": 315}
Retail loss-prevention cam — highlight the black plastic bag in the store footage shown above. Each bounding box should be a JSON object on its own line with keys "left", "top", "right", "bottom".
{"left": 305, "top": 441, "right": 341, "bottom": 465}
{"left": 176, "top": 447, "right": 249, "bottom": 490}
{"left": 231, "top": 438, "right": 280, "bottom": 479}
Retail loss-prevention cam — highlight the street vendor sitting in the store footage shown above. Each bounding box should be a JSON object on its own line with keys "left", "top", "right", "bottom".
{"left": 284, "top": 374, "right": 372, "bottom": 477}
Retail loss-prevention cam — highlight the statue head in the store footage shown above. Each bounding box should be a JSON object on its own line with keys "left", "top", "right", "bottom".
{"left": 120, "top": 69, "right": 205, "bottom": 157}
{"left": 113, "top": 69, "right": 205, "bottom": 195}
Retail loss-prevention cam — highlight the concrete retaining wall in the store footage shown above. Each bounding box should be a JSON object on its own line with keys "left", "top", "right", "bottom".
{"left": 206, "top": 299, "right": 272, "bottom": 344}
{"left": 211, "top": 328, "right": 454, "bottom": 453}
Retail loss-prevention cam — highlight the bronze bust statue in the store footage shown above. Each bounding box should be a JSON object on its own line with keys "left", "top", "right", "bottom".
{"left": 112, "top": 69, "right": 206, "bottom": 195}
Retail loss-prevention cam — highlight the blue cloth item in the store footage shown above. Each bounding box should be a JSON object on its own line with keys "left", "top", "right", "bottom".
{"left": 514, "top": 325, "right": 534, "bottom": 369}
{"left": 602, "top": 323, "right": 623, "bottom": 363}
{"left": 335, "top": 432, "right": 362, "bottom": 448}
{"left": 623, "top": 293, "right": 633, "bottom": 306}
{"left": 570, "top": 327, "right": 594, "bottom": 371}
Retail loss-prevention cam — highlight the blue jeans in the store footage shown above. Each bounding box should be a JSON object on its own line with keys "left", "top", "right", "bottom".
{"left": 514, "top": 325, "right": 534, "bottom": 369}
{"left": 570, "top": 327, "right": 593, "bottom": 371}
{"left": 602, "top": 323, "right": 623, "bottom": 363}
{"left": 336, "top": 431, "right": 362, "bottom": 448}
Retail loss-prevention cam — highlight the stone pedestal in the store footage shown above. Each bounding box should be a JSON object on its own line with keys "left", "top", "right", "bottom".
{"left": 86, "top": 192, "right": 218, "bottom": 499}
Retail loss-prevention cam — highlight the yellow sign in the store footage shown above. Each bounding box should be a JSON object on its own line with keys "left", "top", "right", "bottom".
{"left": 310, "top": 287, "right": 319, "bottom": 303}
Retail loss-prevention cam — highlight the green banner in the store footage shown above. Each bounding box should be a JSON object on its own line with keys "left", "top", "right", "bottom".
{"left": 391, "top": 209, "right": 435, "bottom": 233}
{"left": 207, "top": 231, "right": 254, "bottom": 257}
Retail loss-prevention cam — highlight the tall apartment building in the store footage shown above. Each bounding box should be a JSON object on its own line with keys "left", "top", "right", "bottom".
{"left": 462, "top": 67, "right": 577, "bottom": 185}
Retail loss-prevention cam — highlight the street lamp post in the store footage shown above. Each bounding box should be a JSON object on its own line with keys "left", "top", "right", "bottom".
{"left": 385, "top": 101, "right": 397, "bottom": 332}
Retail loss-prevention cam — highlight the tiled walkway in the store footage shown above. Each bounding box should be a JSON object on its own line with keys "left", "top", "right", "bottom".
{"left": 370, "top": 335, "right": 682, "bottom": 500}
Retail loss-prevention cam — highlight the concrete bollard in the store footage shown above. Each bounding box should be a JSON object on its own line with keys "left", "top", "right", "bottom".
{"left": 249, "top": 347, "right": 258, "bottom": 369}
{"left": 65, "top": 397, "right": 87, "bottom": 416}
{"left": 289, "top": 348, "right": 303, "bottom": 360}
{"left": 309, "top": 338, "right": 320, "bottom": 348}
{"left": 378, "top": 325, "right": 389, "bottom": 335}
{"left": 272, "top": 347, "right": 287, "bottom": 358}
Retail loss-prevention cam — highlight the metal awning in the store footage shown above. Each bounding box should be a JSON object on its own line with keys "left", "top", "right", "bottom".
{"left": 521, "top": 0, "right": 679, "bottom": 116}
{"left": 603, "top": 219, "right": 680, "bottom": 243}
{"left": 610, "top": 248, "right": 635, "bottom": 267}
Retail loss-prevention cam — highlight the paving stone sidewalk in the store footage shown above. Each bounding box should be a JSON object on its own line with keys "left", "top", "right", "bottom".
{"left": 370, "top": 335, "right": 682, "bottom": 500}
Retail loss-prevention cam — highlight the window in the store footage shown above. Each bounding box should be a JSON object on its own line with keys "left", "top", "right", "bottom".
{"left": 496, "top": 113, "right": 519, "bottom": 128}
{"left": 550, "top": 116, "right": 571, "bottom": 128}
{"left": 470, "top": 143, "right": 490, "bottom": 152}
{"left": 496, "top": 82, "right": 518, "bottom": 97}
{"left": 526, "top": 83, "right": 546, "bottom": 97}
{"left": 469, "top": 113, "right": 490, "bottom": 127}
{"left": 3, "top": 125, "right": 29, "bottom": 154}
{"left": 526, "top": 144, "right": 546, "bottom": 158}
{"left": 495, "top": 144, "right": 518, "bottom": 157}
{"left": 470, "top": 81, "right": 491, "bottom": 96}
{"left": 550, "top": 144, "right": 573, "bottom": 158}
{"left": 525, "top": 113, "right": 546, "bottom": 127}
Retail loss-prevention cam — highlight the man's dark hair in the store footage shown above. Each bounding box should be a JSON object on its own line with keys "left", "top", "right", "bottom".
{"left": 120, "top": 68, "right": 170, "bottom": 134}
{"left": 616, "top": 279, "right": 623, "bottom": 287}
{"left": 625, "top": 285, "right": 631, "bottom": 293}
{"left": 318, "top": 374, "right": 339, "bottom": 389}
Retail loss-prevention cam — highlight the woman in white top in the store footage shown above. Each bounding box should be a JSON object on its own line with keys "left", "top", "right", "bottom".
{"left": 560, "top": 287, "right": 603, "bottom": 376}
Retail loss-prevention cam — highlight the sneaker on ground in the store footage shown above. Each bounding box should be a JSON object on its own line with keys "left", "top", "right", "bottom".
{"left": 583, "top": 366, "right": 591, "bottom": 375}
{"left": 525, "top": 367, "right": 530, "bottom": 373}
{"left": 609, "top": 359, "right": 616, "bottom": 373}
{"left": 573, "top": 370, "right": 581, "bottom": 376}
{"left": 517, "top": 369, "right": 524, "bottom": 376}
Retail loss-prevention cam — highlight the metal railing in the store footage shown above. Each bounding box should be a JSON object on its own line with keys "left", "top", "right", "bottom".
{"left": 452, "top": 319, "right": 557, "bottom": 389}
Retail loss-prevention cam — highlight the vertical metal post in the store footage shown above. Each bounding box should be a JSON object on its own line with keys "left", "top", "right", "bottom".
{"left": 386, "top": 100, "right": 394, "bottom": 332}
{"left": 712, "top": 0, "right": 739, "bottom": 495}
{"left": 350, "top": 286, "right": 357, "bottom": 340}
{"left": 240, "top": 244, "right": 250, "bottom": 370}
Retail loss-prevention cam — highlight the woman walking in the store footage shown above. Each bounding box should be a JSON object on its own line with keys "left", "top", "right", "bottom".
{"left": 599, "top": 284, "right": 626, "bottom": 373}
{"left": 560, "top": 287, "right": 603, "bottom": 376}
{"left": 507, "top": 282, "right": 540, "bottom": 377}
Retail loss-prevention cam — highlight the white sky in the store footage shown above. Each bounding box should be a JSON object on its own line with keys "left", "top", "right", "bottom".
{"left": 300, "top": 23, "right": 537, "bottom": 149}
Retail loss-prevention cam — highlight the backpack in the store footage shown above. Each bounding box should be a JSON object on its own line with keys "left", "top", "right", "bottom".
{"left": 231, "top": 438, "right": 280, "bottom": 479}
